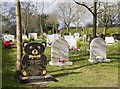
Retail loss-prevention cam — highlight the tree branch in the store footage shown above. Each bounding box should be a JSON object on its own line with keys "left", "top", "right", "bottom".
{"left": 73, "top": 0, "right": 94, "bottom": 15}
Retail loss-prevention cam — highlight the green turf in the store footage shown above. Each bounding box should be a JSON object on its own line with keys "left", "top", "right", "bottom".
{"left": 2, "top": 40, "right": 119, "bottom": 88}
{"left": 60, "top": 27, "right": 119, "bottom": 36}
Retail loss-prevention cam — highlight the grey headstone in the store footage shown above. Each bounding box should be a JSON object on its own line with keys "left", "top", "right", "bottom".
{"left": 49, "top": 37, "right": 73, "bottom": 66}
{"left": 89, "top": 38, "right": 110, "bottom": 63}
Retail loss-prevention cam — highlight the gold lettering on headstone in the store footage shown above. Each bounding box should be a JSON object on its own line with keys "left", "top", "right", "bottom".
{"left": 29, "top": 55, "right": 41, "bottom": 59}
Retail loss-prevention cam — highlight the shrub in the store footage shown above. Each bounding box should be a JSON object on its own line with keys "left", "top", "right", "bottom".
{"left": 76, "top": 38, "right": 82, "bottom": 49}
{"left": 23, "top": 38, "right": 28, "bottom": 41}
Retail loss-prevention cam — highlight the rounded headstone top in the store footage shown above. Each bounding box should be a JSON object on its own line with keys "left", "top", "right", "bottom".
{"left": 90, "top": 38, "right": 105, "bottom": 47}
{"left": 52, "top": 37, "right": 69, "bottom": 47}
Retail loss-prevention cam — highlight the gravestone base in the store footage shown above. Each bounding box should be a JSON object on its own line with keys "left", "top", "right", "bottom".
{"left": 88, "top": 59, "right": 111, "bottom": 63}
{"left": 49, "top": 61, "right": 73, "bottom": 66}
{"left": 20, "top": 74, "right": 57, "bottom": 84}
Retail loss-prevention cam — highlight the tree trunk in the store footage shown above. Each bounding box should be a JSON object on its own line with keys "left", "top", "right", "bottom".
{"left": 40, "top": 17, "right": 44, "bottom": 40}
{"left": 103, "top": 25, "right": 107, "bottom": 34}
{"left": 24, "top": 28, "right": 26, "bottom": 35}
{"left": 73, "top": 0, "right": 97, "bottom": 39}
{"left": 52, "top": 24, "right": 55, "bottom": 34}
{"left": 76, "top": 26, "right": 79, "bottom": 32}
{"left": 66, "top": 25, "right": 69, "bottom": 33}
{"left": 55, "top": 23, "right": 57, "bottom": 34}
{"left": 93, "top": 1, "right": 97, "bottom": 38}
{"left": 16, "top": 0, "right": 22, "bottom": 75}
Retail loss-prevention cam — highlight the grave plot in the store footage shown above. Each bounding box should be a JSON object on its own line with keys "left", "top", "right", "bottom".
{"left": 49, "top": 37, "right": 73, "bottom": 66}
{"left": 20, "top": 42, "right": 54, "bottom": 83}
{"left": 89, "top": 38, "right": 111, "bottom": 63}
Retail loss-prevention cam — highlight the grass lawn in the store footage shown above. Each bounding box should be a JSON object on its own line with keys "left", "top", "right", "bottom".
{"left": 2, "top": 40, "right": 119, "bottom": 88}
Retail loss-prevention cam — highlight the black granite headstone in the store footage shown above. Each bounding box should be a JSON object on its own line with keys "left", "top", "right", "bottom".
{"left": 21, "top": 42, "right": 47, "bottom": 77}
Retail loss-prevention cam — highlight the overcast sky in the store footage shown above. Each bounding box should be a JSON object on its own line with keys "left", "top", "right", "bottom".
{"left": 1, "top": 0, "right": 119, "bottom": 2}
{"left": 1, "top": 0, "right": 119, "bottom": 27}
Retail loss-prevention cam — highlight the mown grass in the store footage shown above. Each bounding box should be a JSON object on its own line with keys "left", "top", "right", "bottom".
{"left": 2, "top": 40, "right": 119, "bottom": 88}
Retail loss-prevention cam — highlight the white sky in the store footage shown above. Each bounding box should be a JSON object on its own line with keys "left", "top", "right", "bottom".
{"left": 1, "top": 0, "right": 119, "bottom": 27}
{"left": 1, "top": 0, "right": 120, "bottom": 2}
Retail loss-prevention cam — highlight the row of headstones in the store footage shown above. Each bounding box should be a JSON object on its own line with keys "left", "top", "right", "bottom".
{"left": 2, "top": 33, "right": 115, "bottom": 46}
{"left": 49, "top": 37, "right": 111, "bottom": 66}
{"left": 47, "top": 34, "right": 115, "bottom": 47}
{"left": 2, "top": 33, "right": 37, "bottom": 42}
{"left": 46, "top": 34, "right": 78, "bottom": 48}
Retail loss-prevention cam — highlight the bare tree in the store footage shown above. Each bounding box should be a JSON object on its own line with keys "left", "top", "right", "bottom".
{"left": 73, "top": 0, "right": 98, "bottom": 38}
{"left": 98, "top": 2, "right": 118, "bottom": 34}
{"left": 35, "top": 1, "right": 46, "bottom": 40}
{"left": 21, "top": 2, "right": 36, "bottom": 35}
{"left": 46, "top": 12, "right": 58, "bottom": 34}
{"left": 16, "top": 0, "right": 22, "bottom": 75}
{"left": 57, "top": 2, "right": 77, "bottom": 33}
{"left": 1, "top": 2, "right": 16, "bottom": 34}
{"left": 73, "top": 5, "right": 87, "bottom": 32}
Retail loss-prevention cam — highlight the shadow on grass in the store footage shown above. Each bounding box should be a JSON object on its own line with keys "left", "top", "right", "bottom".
{"left": 51, "top": 71, "right": 81, "bottom": 78}
{"left": 70, "top": 57, "right": 89, "bottom": 62}
{"left": 2, "top": 47, "right": 31, "bottom": 88}
{"left": 48, "top": 62, "right": 98, "bottom": 73}
{"left": 107, "top": 56, "right": 120, "bottom": 60}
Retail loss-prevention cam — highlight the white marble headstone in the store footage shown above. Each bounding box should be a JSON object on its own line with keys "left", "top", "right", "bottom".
{"left": 74, "top": 33, "right": 80, "bottom": 40}
{"left": 28, "top": 33, "right": 37, "bottom": 40}
{"left": 105, "top": 37, "right": 115, "bottom": 44}
{"left": 46, "top": 34, "right": 61, "bottom": 46}
{"left": 49, "top": 37, "right": 73, "bottom": 66}
{"left": 22, "top": 35, "right": 27, "bottom": 39}
{"left": 3, "top": 35, "right": 14, "bottom": 42}
{"left": 89, "top": 38, "right": 110, "bottom": 63}
{"left": 64, "top": 36, "right": 76, "bottom": 48}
